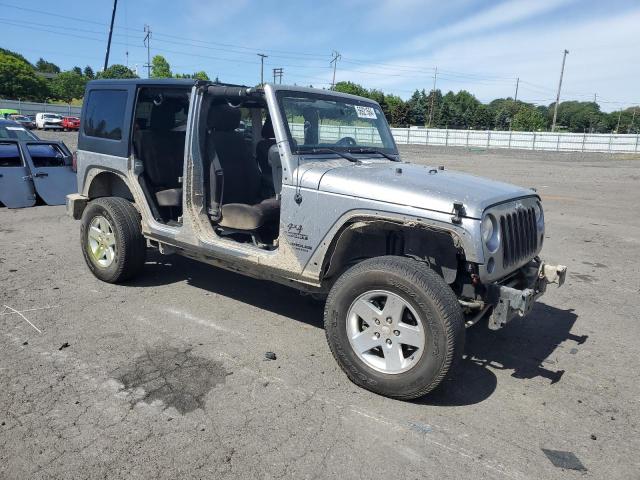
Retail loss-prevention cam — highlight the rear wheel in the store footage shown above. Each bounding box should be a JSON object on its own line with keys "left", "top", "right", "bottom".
{"left": 80, "top": 197, "right": 146, "bottom": 283}
{"left": 324, "top": 256, "right": 465, "bottom": 399}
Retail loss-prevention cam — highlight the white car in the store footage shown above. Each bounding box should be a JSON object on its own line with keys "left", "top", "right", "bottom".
{"left": 35, "top": 112, "right": 63, "bottom": 130}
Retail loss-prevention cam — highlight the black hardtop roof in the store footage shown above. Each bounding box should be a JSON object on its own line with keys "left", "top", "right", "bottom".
{"left": 86, "top": 78, "right": 247, "bottom": 88}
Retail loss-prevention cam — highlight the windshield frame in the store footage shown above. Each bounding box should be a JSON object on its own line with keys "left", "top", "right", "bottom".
{"left": 275, "top": 90, "right": 398, "bottom": 156}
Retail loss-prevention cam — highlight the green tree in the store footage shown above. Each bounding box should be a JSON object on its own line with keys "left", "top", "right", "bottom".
{"left": 174, "top": 71, "right": 210, "bottom": 80}
{"left": 512, "top": 105, "right": 546, "bottom": 131}
{"left": 0, "top": 47, "right": 33, "bottom": 66}
{"left": 83, "top": 66, "right": 95, "bottom": 79}
{"left": 151, "top": 55, "right": 172, "bottom": 78}
{"left": 51, "top": 70, "right": 87, "bottom": 102}
{"left": 333, "top": 81, "right": 368, "bottom": 97}
{"left": 472, "top": 104, "right": 493, "bottom": 129}
{"left": 35, "top": 58, "right": 61, "bottom": 74}
{"left": 0, "top": 52, "right": 49, "bottom": 101}
{"left": 97, "top": 64, "right": 138, "bottom": 79}
{"left": 72, "top": 66, "right": 83, "bottom": 76}
{"left": 407, "top": 89, "right": 428, "bottom": 126}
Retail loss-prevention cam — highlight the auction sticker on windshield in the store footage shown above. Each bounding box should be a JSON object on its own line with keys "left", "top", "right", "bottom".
{"left": 354, "top": 105, "right": 377, "bottom": 119}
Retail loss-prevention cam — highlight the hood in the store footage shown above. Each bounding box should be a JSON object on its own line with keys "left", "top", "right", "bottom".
{"left": 308, "top": 161, "right": 536, "bottom": 219}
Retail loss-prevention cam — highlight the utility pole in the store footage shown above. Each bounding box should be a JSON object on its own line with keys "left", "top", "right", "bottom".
{"left": 330, "top": 51, "right": 341, "bottom": 89}
{"left": 551, "top": 49, "right": 569, "bottom": 132}
{"left": 616, "top": 109, "right": 622, "bottom": 133}
{"left": 428, "top": 66, "right": 438, "bottom": 127}
{"left": 103, "top": 0, "right": 118, "bottom": 72}
{"left": 257, "top": 53, "right": 268, "bottom": 86}
{"left": 509, "top": 77, "right": 519, "bottom": 132}
{"left": 143, "top": 25, "right": 152, "bottom": 79}
{"left": 272, "top": 68, "right": 283, "bottom": 84}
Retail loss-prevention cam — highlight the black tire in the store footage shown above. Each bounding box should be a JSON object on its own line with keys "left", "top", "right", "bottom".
{"left": 80, "top": 197, "right": 146, "bottom": 283}
{"left": 324, "top": 256, "right": 465, "bottom": 400}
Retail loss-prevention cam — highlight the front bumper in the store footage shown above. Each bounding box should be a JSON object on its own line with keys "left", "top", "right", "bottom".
{"left": 486, "top": 260, "right": 567, "bottom": 330}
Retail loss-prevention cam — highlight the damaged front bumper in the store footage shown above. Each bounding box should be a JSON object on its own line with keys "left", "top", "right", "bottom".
{"left": 486, "top": 260, "right": 567, "bottom": 330}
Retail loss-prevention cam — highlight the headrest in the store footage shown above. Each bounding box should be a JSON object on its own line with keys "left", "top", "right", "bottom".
{"left": 207, "top": 103, "right": 241, "bottom": 131}
{"left": 261, "top": 117, "right": 274, "bottom": 139}
{"left": 150, "top": 103, "right": 176, "bottom": 131}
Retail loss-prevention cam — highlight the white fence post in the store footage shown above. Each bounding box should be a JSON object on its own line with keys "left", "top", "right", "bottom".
{"left": 582, "top": 133, "right": 586, "bottom": 152}
{"left": 425, "top": 128, "right": 429, "bottom": 145}
{"left": 635, "top": 135, "right": 639, "bottom": 153}
{"left": 532, "top": 133, "right": 537, "bottom": 150}
{"left": 466, "top": 130, "right": 470, "bottom": 147}
{"left": 556, "top": 133, "right": 561, "bottom": 151}
{"left": 406, "top": 128, "right": 410, "bottom": 144}
{"left": 445, "top": 128, "right": 449, "bottom": 146}
{"left": 608, "top": 134, "right": 613, "bottom": 152}
{"left": 508, "top": 130, "right": 512, "bottom": 148}
{"left": 486, "top": 130, "right": 491, "bottom": 148}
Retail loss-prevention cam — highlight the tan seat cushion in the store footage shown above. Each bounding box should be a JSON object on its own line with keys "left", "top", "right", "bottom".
{"left": 219, "top": 198, "right": 280, "bottom": 231}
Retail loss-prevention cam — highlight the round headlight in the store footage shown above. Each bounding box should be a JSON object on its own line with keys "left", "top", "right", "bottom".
{"left": 482, "top": 214, "right": 500, "bottom": 253}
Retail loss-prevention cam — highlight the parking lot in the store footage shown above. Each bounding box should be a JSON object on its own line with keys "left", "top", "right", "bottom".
{"left": 2, "top": 132, "right": 640, "bottom": 479}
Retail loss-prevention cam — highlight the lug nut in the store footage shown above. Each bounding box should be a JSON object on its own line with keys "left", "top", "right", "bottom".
{"left": 374, "top": 319, "right": 380, "bottom": 325}
{"left": 386, "top": 339, "right": 392, "bottom": 345}
{"left": 374, "top": 332, "right": 380, "bottom": 338}
{"left": 386, "top": 317, "right": 392, "bottom": 324}
{"left": 393, "top": 330, "right": 400, "bottom": 336}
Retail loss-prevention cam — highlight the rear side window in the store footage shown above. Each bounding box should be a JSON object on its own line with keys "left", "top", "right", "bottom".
{"left": 0, "top": 143, "right": 22, "bottom": 167}
{"left": 27, "top": 144, "right": 69, "bottom": 167}
{"left": 83, "top": 90, "right": 127, "bottom": 140}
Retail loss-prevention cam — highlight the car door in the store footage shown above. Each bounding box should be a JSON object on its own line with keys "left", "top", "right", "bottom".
{"left": 0, "top": 141, "right": 36, "bottom": 208}
{"left": 21, "top": 141, "right": 76, "bottom": 205}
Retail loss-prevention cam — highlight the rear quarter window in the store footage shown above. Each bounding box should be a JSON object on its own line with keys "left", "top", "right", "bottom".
{"left": 83, "top": 90, "right": 128, "bottom": 140}
{"left": 27, "top": 144, "right": 69, "bottom": 167}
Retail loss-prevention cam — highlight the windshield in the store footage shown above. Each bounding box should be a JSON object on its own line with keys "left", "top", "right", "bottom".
{"left": 44, "top": 114, "right": 61, "bottom": 119}
{"left": 0, "top": 125, "right": 38, "bottom": 141}
{"left": 277, "top": 91, "right": 397, "bottom": 155}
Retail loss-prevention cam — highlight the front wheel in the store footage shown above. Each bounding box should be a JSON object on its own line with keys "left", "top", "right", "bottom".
{"left": 324, "top": 256, "right": 465, "bottom": 400}
{"left": 80, "top": 197, "right": 146, "bottom": 283}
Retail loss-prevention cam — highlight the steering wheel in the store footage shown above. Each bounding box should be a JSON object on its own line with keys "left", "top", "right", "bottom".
{"left": 336, "top": 136, "right": 357, "bottom": 147}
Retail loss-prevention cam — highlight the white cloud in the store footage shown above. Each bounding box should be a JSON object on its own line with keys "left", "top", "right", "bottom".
{"left": 336, "top": 7, "right": 640, "bottom": 110}
{"left": 407, "top": 0, "right": 577, "bottom": 50}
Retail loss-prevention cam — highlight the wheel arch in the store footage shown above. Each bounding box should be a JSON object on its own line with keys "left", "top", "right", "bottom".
{"left": 319, "top": 217, "right": 465, "bottom": 286}
{"left": 85, "top": 170, "right": 134, "bottom": 201}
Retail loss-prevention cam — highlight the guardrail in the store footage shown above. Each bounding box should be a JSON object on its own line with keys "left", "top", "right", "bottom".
{"left": 0, "top": 98, "right": 82, "bottom": 117}
{"left": 390, "top": 127, "right": 640, "bottom": 153}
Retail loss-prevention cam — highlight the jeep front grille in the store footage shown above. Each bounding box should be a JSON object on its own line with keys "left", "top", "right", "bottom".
{"left": 500, "top": 208, "right": 538, "bottom": 268}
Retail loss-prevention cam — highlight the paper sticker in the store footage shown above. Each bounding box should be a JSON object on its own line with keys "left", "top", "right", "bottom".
{"left": 354, "top": 105, "right": 377, "bottom": 119}
{"left": 6, "top": 126, "right": 26, "bottom": 131}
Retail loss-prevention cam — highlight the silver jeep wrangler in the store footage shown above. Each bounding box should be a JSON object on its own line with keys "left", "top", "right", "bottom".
{"left": 67, "top": 79, "right": 566, "bottom": 399}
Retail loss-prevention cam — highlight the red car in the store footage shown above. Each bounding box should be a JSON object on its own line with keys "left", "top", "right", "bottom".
{"left": 61, "top": 116, "right": 80, "bottom": 131}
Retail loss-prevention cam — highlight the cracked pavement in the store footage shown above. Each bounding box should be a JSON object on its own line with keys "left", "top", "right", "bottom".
{"left": 1, "top": 138, "right": 639, "bottom": 479}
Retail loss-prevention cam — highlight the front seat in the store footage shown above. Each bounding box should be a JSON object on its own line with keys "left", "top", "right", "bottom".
{"left": 207, "top": 104, "right": 279, "bottom": 231}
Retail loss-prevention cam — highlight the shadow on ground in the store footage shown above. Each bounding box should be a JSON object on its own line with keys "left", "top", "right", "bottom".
{"left": 129, "top": 252, "right": 325, "bottom": 329}
{"left": 130, "top": 253, "right": 584, "bottom": 406}
{"left": 423, "top": 304, "right": 583, "bottom": 406}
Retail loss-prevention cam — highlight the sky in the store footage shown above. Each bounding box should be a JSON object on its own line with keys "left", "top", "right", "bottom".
{"left": 1, "top": 0, "right": 639, "bottom": 112}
